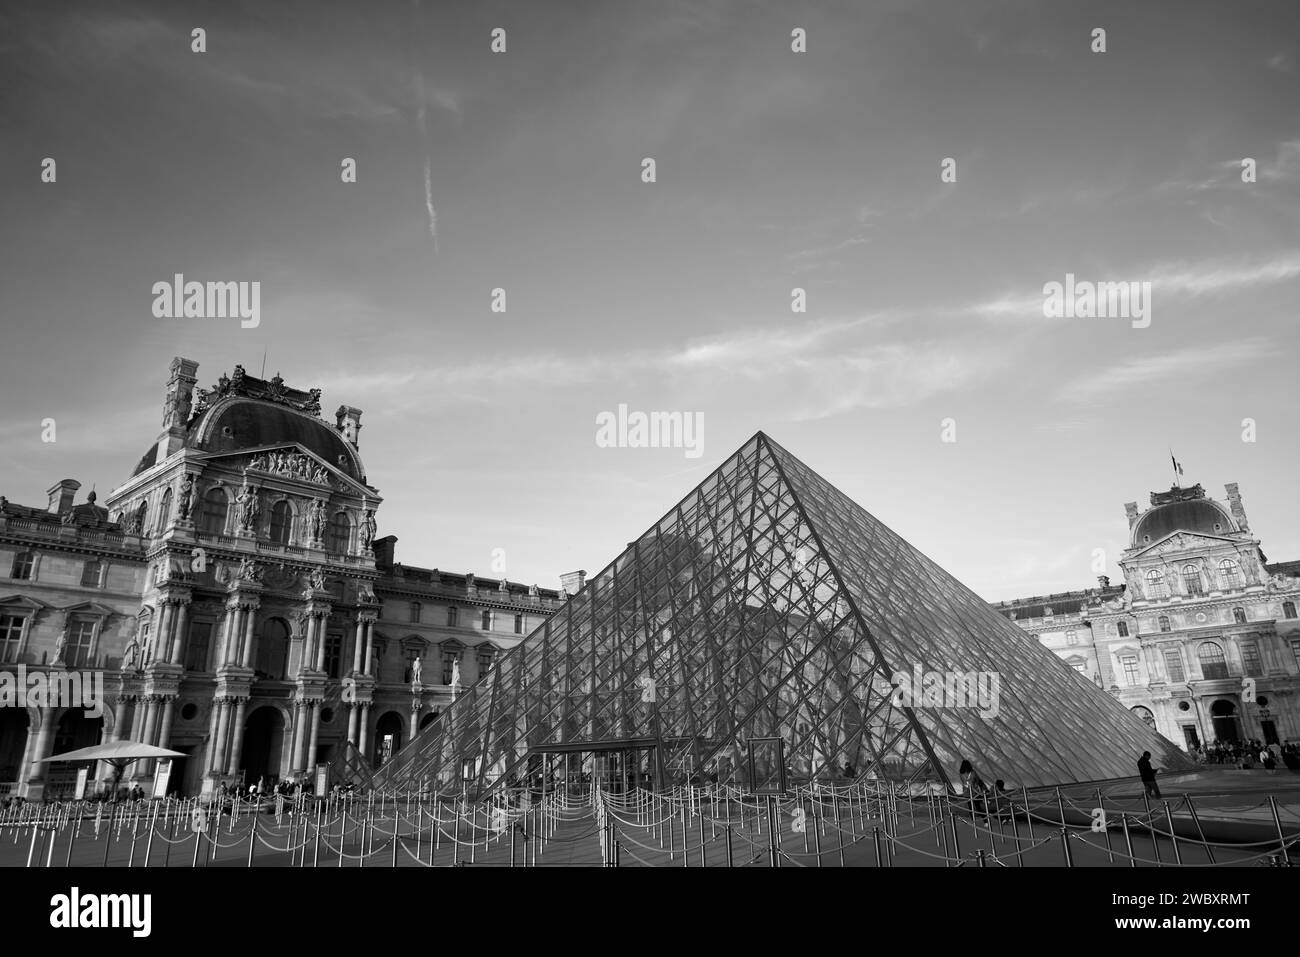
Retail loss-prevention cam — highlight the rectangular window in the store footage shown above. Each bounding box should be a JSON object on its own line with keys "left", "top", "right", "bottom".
{"left": 477, "top": 648, "right": 494, "bottom": 678}
{"left": 481, "top": 610, "right": 492, "bottom": 631}
{"left": 1292, "top": 640, "right": 1300, "bottom": 670}
{"left": 442, "top": 651, "right": 458, "bottom": 685}
{"left": 1240, "top": 641, "right": 1263, "bottom": 678}
{"left": 1163, "top": 649, "right": 1186, "bottom": 683}
{"left": 67, "top": 619, "right": 96, "bottom": 667}
{"left": 410, "top": 602, "right": 421, "bottom": 624}
{"left": 80, "top": 560, "right": 102, "bottom": 588}
{"left": 0, "top": 615, "right": 24, "bottom": 663}
{"left": 1120, "top": 655, "right": 1141, "bottom": 685}
{"left": 10, "top": 551, "right": 34, "bottom": 580}
{"left": 184, "top": 622, "right": 212, "bottom": 672}
{"left": 514, "top": 613, "right": 524, "bottom": 635}
{"left": 1116, "top": 621, "right": 1129, "bottom": 637}
{"left": 324, "top": 633, "right": 343, "bottom": 679}
{"left": 446, "top": 606, "right": 458, "bottom": 627}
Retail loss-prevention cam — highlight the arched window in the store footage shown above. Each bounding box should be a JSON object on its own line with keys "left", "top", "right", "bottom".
{"left": 1232, "top": 607, "right": 1247, "bottom": 625}
{"left": 134, "top": 501, "right": 148, "bottom": 536}
{"left": 1283, "top": 601, "right": 1297, "bottom": 620}
{"left": 1117, "top": 620, "right": 1129, "bottom": 637}
{"left": 1131, "top": 706, "right": 1157, "bottom": 731}
{"left": 1197, "top": 641, "right": 1229, "bottom": 680}
{"left": 255, "top": 618, "right": 290, "bottom": 681}
{"left": 200, "top": 487, "right": 228, "bottom": 534}
{"left": 327, "top": 511, "right": 351, "bottom": 554}
{"left": 158, "top": 487, "right": 172, "bottom": 533}
{"left": 269, "top": 500, "right": 292, "bottom": 546}
{"left": 1183, "top": 565, "right": 1204, "bottom": 597}
{"left": 1219, "top": 559, "right": 1241, "bottom": 589}
{"left": 1158, "top": 615, "right": 1171, "bottom": 633}
{"left": 10, "top": 551, "right": 34, "bottom": 580}
{"left": 1145, "top": 569, "right": 1166, "bottom": 599}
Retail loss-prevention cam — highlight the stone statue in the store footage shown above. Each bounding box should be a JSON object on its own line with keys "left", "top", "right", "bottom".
{"left": 528, "top": 583, "right": 539, "bottom": 598}
{"left": 411, "top": 655, "right": 422, "bottom": 686}
{"left": 304, "top": 388, "right": 323, "bottom": 416}
{"left": 238, "top": 557, "right": 261, "bottom": 583}
{"left": 450, "top": 659, "right": 461, "bottom": 689}
{"left": 51, "top": 628, "right": 68, "bottom": 666}
{"left": 308, "top": 566, "right": 327, "bottom": 591}
{"left": 235, "top": 483, "right": 258, "bottom": 531}
{"left": 230, "top": 365, "right": 246, "bottom": 390}
{"left": 177, "top": 474, "right": 194, "bottom": 521}
{"left": 311, "top": 499, "right": 328, "bottom": 541}
{"left": 121, "top": 634, "right": 140, "bottom": 671}
{"left": 361, "top": 509, "right": 376, "bottom": 550}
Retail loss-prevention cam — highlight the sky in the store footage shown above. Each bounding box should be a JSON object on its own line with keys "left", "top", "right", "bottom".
{"left": 0, "top": 0, "right": 1297, "bottom": 602}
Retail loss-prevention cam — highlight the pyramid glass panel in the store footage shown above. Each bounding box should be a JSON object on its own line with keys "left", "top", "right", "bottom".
{"left": 373, "top": 433, "right": 1191, "bottom": 796}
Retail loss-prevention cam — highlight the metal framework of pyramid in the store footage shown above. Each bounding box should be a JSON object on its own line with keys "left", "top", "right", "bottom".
{"left": 373, "top": 432, "right": 1190, "bottom": 797}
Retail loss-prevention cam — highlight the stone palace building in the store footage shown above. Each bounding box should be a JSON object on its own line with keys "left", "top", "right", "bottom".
{"left": 996, "top": 483, "right": 1300, "bottom": 751}
{"left": 0, "top": 358, "right": 570, "bottom": 798}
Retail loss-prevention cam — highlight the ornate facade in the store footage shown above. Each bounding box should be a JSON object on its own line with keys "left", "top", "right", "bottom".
{"left": 996, "top": 483, "right": 1300, "bottom": 750}
{"left": 0, "top": 357, "right": 564, "bottom": 798}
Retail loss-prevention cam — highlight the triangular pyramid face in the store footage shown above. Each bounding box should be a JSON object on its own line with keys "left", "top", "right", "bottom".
{"left": 374, "top": 434, "right": 1190, "bottom": 796}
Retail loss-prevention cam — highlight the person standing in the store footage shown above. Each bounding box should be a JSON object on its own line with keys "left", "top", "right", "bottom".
{"left": 1137, "top": 751, "right": 1161, "bottom": 799}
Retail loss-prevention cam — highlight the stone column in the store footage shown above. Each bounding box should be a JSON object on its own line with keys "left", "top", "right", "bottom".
{"left": 352, "top": 618, "right": 365, "bottom": 673}
{"left": 213, "top": 698, "right": 232, "bottom": 775}
{"left": 346, "top": 703, "right": 359, "bottom": 745}
{"left": 129, "top": 696, "right": 147, "bottom": 742}
{"left": 205, "top": 698, "right": 222, "bottom": 771}
{"left": 170, "top": 601, "right": 190, "bottom": 665}
{"left": 218, "top": 605, "right": 238, "bottom": 667}
{"left": 140, "top": 696, "right": 161, "bottom": 776}
{"left": 156, "top": 601, "right": 175, "bottom": 663}
{"left": 226, "top": 698, "right": 249, "bottom": 777}
{"left": 289, "top": 701, "right": 306, "bottom": 773}
{"left": 306, "top": 702, "right": 321, "bottom": 771}
{"left": 107, "top": 697, "right": 130, "bottom": 744}
{"left": 156, "top": 697, "right": 176, "bottom": 752}
{"left": 315, "top": 619, "right": 328, "bottom": 672}
{"left": 241, "top": 604, "right": 257, "bottom": 669}
{"left": 23, "top": 707, "right": 57, "bottom": 792}
{"left": 362, "top": 620, "right": 374, "bottom": 677}
{"left": 358, "top": 703, "right": 371, "bottom": 759}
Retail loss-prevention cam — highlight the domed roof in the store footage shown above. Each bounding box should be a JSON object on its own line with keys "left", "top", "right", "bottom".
{"left": 133, "top": 395, "right": 365, "bottom": 482}
{"left": 1133, "top": 498, "right": 1234, "bottom": 545}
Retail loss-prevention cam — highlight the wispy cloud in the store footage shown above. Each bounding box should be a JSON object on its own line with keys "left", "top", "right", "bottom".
{"left": 1056, "top": 337, "right": 1274, "bottom": 405}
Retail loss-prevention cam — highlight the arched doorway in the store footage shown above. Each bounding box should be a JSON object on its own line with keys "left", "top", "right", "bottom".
{"left": 419, "top": 710, "right": 440, "bottom": 731}
{"left": 1209, "top": 699, "right": 1239, "bottom": 743}
{"left": 240, "top": 706, "right": 286, "bottom": 786}
{"left": 1131, "top": 706, "right": 1157, "bottom": 732}
{"left": 374, "top": 712, "right": 404, "bottom": 768}
{"left": 52, "top": 708, "right": 103, "bottom": 797}
{"left": 0, "top": 709, "right": 30, "bottom": 788}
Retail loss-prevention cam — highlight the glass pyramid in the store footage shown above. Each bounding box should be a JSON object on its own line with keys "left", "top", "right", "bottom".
{"left": 374, "top": 432, "right": 1190, "bottom": 796}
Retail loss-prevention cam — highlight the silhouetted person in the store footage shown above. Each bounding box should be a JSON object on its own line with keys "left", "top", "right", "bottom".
{"left": 1137, "top": 751, "right": 1161, "bottom": 798}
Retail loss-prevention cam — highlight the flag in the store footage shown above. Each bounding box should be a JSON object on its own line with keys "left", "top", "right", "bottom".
{"left": 1170, "top": 452, "right": 1184, "bottom": 477}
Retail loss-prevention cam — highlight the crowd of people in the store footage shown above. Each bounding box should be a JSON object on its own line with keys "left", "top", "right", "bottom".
{"left": 1190, "top": 739, "right": 1300, "bottom": 770}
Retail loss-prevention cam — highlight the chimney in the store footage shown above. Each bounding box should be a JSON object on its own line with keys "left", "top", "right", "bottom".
{"left": 372, "top": 535, "right": 396, "bottom": 568}
{"left": 560, "top": 569, "right": 587, "bottom": 597}
{"left": 157, "top": 357, "right": 199, "bottom": 463}
{"left": 1224, "top": 483, "right": 1250, "bottom": 533}
{"left": 46, "top": 479, "right": 80, "bottom": 515}
{"left": 1123, "top": 502, "right": 1139, "bottom": 528}
{"left": 335, "top": 405, "right": 363, "bottom": 450}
